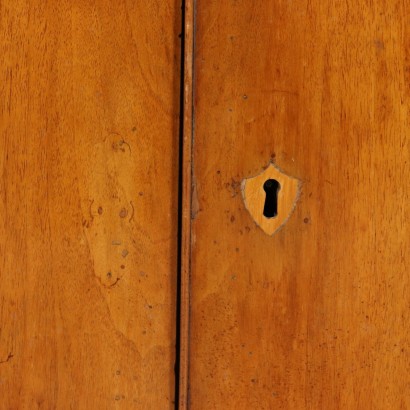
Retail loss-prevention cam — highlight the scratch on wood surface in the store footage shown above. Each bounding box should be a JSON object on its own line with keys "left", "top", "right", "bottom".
{"left": 0, "top": 353, "right": 13, "bottom": 364}
{"left": 129, "top": 201, "right": 135, "bottom": 222}
{"left": 191, "top": 180, "right": 200, "bottom": 219}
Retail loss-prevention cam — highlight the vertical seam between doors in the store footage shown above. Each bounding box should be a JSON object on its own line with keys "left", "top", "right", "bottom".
{"left": 176, "top": 0, "right": 195, "bottom": 408}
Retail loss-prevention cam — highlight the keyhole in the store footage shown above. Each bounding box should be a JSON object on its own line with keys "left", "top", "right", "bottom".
{"left": 263, "top": 179, "right": 281, "bottom": 218}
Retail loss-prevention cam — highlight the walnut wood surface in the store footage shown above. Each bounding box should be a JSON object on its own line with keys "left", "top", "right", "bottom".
{"left": 187, "top": 1, "right": 410, "bottom": 408}
{"left": 0, "top": 1, "right": 180, "bottom": 408}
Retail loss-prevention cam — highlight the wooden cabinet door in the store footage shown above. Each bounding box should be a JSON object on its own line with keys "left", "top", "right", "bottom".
{"left": 181, "top": 0, "right": 410, "bottom": 409}
{"left": 2, "top": 1, "right": 409, "bottom": 409}
{"left": 0, "top": 1, "right": 180, "bottom": 408}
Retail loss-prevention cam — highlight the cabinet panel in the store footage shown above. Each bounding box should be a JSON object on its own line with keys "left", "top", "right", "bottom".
{"left": 0, "top": 1, "right": 180, "bottom": 408}
{"left": 188, "top": 1, "right": 409, "bottom": 408}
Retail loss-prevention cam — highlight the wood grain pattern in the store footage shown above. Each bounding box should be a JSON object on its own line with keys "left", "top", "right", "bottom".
{"left": 188, "top": 0, "right": 410, "bottom": 408}
{"left": 0, "top": 0, "right": 180, "bottom": 408}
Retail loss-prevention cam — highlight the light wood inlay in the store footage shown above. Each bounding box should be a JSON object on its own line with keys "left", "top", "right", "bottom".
{"left": 242, "top": 163, "right": 300, "bottom": 236}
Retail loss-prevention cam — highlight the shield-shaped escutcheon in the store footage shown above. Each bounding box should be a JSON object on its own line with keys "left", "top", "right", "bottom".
{"left": 241, "top": 163, "right": 300, "bottom": 236}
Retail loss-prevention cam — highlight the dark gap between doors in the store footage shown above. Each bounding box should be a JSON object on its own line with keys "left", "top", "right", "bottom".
{"left": 175, "top": 0, "right": 186, "bottom": 408}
